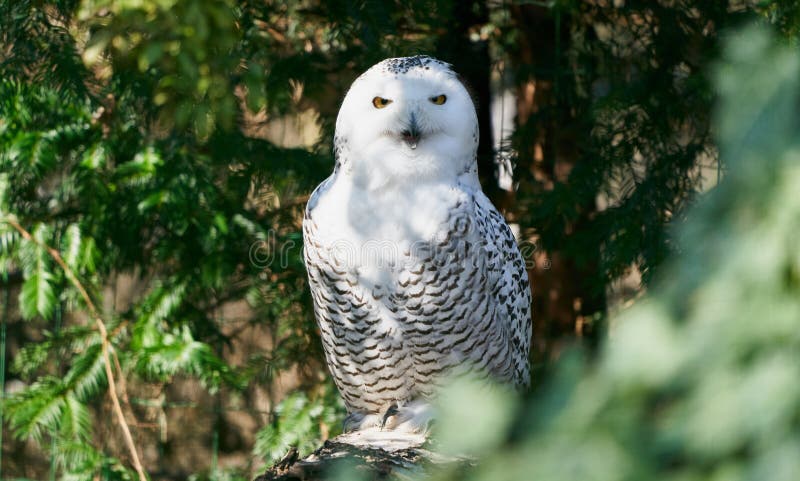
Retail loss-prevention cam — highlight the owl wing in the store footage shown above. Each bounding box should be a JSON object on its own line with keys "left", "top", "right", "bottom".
{"left": 471, "top": 191, "right": 532, "bottom": 388}
{"left": 394, "top": 188, "right": 532, "bottom": 390}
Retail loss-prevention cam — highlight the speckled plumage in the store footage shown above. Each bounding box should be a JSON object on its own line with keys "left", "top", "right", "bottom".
{"left": 303, "top": 56, "right": 531, "bottom": 432}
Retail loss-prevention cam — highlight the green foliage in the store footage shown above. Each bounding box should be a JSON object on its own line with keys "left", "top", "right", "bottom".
{"left": 425, "top": 25, "right": 800, "bottom": 481}
{"left": 6, "top": 334, "right": 106, "bottom": 441}
{"left": 3, "top": 1, "right": 799, "bottom": 480}
{"left": 510, "top": 1, "right": 738, "bottom": 288}
{"left": 53, "top": 441, "right": 136, "bottom": 481}
{"left": 6, "top": 380, "right": 95, "bottom": 445}
{"left": 18, "top": 224, "right": 58, "bottom": 320}
{"left": 80, "top": 0, "right": 242, "bottom": 136}
{"left": 254, "top": 386, "right": 343, "bottom": 465}
{"left": 129, "top": 280, "right": 244, "bottom": 390}
{"left": 434, "top": 377, "right": 517, "bottom": 457}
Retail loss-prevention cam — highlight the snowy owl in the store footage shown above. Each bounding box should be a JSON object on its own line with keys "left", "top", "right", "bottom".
{"left": 303, "top": 56, "right": 531, "bottom": 433}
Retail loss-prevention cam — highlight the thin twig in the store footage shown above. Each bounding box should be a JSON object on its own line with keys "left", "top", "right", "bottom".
{"left": 3, "top": 216, "right": 148, "bottom": 481}
{"left": 112, "top": 348, "right": 141, "bottom": 432}
{"left": 112, "top": 350, "right": 132, "bottom": 408}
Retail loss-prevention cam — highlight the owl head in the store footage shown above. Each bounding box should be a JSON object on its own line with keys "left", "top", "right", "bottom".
{"left": 334, "top": 56, "right": 479, "bottom": 189}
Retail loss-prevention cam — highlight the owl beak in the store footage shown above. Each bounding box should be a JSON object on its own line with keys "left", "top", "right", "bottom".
{"left": 400, "top": 112, "right": 421, "bottom": 149}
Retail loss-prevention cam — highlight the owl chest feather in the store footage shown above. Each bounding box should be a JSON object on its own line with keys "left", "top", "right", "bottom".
{"left": 304, "top": 173, "right": 528, "bottom": 412}
{"left": 309, "top": 178, "right": 467, "bottom": 255}
{"left": 304, "top": 178, "right": 479, "bottom": 402}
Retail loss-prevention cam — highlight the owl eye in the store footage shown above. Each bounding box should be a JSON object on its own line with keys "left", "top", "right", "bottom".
{"left": 430, "top": 94, "right": 447, "bottom": 105}
{"left": 372, "top": 97, "right": 392, "bottom": 109}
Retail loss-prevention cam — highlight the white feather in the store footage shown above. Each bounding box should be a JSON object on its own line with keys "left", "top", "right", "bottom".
{"left": 303, "top": 56, "right": 531, "bottom": 434}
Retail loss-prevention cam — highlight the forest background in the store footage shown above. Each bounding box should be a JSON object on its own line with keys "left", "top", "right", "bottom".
{"left": 1, "top": 1, "right": 799, "bottom": 480}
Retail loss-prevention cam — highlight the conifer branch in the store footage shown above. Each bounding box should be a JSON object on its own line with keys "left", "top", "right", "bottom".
{"left": 2, "top": 216, "right": 148, "bottom": 481}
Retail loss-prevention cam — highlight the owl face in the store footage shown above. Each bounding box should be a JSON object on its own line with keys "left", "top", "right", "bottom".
{"left": 335, "top": 57, "right": 479, "bottom": 187}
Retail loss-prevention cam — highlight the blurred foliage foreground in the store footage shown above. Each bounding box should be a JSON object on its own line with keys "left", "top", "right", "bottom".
{"left": 415, "top": 27, "right": 800, "bottom": 481}
{"left": 0, "top": 1, "right": 799, "bottom": 481}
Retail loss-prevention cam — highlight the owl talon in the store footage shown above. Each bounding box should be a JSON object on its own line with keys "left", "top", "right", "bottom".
{"left": 343, "top": 412, "right": 368, "bottom": 432}
{"left": 380, "top": 400, "right": 435, "bottom": 434}
{"left": 380, "top": 403, "right": 399, "bottom": 430}
{"left": 344, "top": 400, "right": 433, "bottom": 434}
{"left": 343, "top": 411, "right": 384, "bottom": 432}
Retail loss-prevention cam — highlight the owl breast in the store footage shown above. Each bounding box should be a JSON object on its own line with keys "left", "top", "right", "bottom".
{"left": 303, "top": 176, "right": 530, "bottom": 414}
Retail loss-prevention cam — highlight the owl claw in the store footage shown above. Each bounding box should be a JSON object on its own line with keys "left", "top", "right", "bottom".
{"left": 380, "top": 403, "right": 399, "bottom": 430}
{"left": 379, "top": 400, "right": 435, "bottom": 434}
{"left": 343, "top": 411, "right": 383, "bottom": 432}
{"left": 342, "top": 412, "right": 365, "bottom": 432}
{"left": 343, "top": 400, "right": 434, "bottom": 434}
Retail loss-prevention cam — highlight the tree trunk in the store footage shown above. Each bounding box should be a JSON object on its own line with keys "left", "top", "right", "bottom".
{"left": 510, "top": 4, "right": 607, "bottom": 370}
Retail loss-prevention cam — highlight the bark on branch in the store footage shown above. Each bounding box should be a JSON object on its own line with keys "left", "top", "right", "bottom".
{"left": 255, "top": 429, "right": 467, "bottom": 481}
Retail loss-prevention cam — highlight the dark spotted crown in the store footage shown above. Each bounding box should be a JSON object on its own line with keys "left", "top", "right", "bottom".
{"left": 377, "top": 55, "right": 451, "bottom": 75}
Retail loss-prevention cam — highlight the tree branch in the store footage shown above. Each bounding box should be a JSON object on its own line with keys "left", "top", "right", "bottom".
{"left": 255, "top": 430, "right": 467, "bottom": 481}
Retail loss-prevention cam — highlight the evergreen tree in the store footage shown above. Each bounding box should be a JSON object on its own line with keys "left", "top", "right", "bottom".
{"left": 1, "top": 1, "right": 799, "bottom": 480}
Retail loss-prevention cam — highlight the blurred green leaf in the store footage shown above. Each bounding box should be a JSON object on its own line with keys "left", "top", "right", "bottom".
{"left": 435, "top": 376, "right": 517, "bottom": 456}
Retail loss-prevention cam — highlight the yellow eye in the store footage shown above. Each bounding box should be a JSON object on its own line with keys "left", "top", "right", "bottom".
{"left": 430, "top": 94, "right": 447, "bottom": 105}
{"left": 372, "top": 97, "right": 392, "bottom": 109}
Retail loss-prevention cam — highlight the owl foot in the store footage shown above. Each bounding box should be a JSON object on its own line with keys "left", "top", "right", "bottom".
{"left": 343, "top": 400, "right": 435, "bottom": 434}
{"left": 381, "top": 399, "right": 435, "bottom": 434}
{"left": 380, "top": 403, "right": 400, "bottom": 429}
{"left": 343, "top": 411, "right": 384, "bottom": 432}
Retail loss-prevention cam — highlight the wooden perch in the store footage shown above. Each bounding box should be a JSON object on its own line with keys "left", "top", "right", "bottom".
{"left": 255, "top": 429, "right": 468, "bottom": 481}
